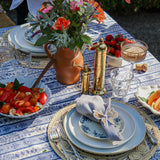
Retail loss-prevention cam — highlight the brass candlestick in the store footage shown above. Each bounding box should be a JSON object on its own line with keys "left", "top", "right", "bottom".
{"left": 73, "top": 62, "right": 91, "bottom": 94}
{"left": 89, "top": 38, "right": 107, "bottom": 95}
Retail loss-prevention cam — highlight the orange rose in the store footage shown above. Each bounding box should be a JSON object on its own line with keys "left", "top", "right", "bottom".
{"left": 52, "top": 17, "right": 70, "bottom": 31}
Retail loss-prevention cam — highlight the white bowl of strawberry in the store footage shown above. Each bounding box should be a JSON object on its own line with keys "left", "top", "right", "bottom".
{"left": 0, "top": 77, "right": 51, "bottom": 118}
{"left": 91, "top": 34, "right": 132, "bottom": 67}
{"left": 105, "top": 34, "right": 133, "bottom": 67}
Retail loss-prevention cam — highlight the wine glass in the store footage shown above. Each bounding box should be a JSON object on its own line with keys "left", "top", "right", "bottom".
{"left": 121, "top": 39, "right": 148, "bottom": 87}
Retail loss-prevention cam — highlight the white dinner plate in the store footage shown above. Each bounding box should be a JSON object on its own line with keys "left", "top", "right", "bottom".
{"left": 68, "top": 105, "right": 135, "bottom": 149}
{"left": 0, "top": 76, "right": 51, "bottom": 118}
{"left": 63, "top": 100, "right": 146, "bottom": 155}
{"left": 135, "top": 85, "right": 160, "bottom": 115}
{"left": 8, "top": 23, "right": 56, "bottom": 56}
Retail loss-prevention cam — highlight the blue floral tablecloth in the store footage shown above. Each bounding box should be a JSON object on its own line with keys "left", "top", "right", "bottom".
{"left": 0, "top": 12, "right": 160, "bottom": 160}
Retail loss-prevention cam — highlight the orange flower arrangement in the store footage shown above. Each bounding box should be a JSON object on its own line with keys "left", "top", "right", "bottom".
{"left": 27, "top": 0, "right": 106, "bottom": 50}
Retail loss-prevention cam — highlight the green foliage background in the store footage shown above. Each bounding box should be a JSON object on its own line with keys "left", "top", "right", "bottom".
{"left": 0, "top": 0, "right": 160, "bottom": 13}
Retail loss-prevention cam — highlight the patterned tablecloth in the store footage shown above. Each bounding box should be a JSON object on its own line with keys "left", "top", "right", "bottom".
{"left": 0, "top": 12, "right": 160, "bottom": 160}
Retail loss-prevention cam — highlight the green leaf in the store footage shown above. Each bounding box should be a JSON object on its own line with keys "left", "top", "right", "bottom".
{"left": 81, "top": 35, "right": 92, "bottom": 44}
{"left": 38, "top": 11, "right": 50, "bottom": 20}
{"left": 13, "top": 78, "right": 24, "bottom": 90}
{"left": 35, "top": 35, "right": 51, "bottom": 46}
{"left": 138, "top": 96, "right": 148, "bottom": 103}
{"left": 0, "top": 83, "right": 5, "bottom": 88}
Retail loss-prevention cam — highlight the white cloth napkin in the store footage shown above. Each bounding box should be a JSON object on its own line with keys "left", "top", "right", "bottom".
{"left": 76, "top": 95, "right": 123, "bottom": 141}
{"left": 10, "top": 0, "right": 49, "bottom": 16}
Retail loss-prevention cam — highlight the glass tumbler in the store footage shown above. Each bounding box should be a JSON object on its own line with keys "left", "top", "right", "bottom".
{"left": 110, "top": 68, "right": 133, "bottom": 98}
{"left": 14, "top": 50, "right": 32, "bottom": 77}
{"left": 0, "top": 39, "right": 15, "bottom": 79}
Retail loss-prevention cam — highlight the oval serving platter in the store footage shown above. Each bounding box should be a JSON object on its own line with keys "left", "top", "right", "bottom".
{"left": 135, "top": 85, "right": 160, "bottom": 115}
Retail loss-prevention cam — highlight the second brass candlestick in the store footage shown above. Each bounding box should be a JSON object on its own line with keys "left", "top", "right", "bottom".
{"left": 89, "top": 38, "right": 107, "bottom": 95}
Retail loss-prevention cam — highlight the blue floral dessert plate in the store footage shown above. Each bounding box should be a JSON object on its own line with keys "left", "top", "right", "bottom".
{"left": 79, "top": 115, "right": 125, "bottom": 140}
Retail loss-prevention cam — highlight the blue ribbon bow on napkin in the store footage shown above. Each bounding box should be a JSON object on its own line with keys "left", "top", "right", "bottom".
{"left": 76, "top": 95, "right": 123, "bottom": 141}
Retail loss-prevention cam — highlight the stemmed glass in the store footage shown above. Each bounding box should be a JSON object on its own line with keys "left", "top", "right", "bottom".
{"left": 121, "top": 39, "right": 148, "bottom": 87}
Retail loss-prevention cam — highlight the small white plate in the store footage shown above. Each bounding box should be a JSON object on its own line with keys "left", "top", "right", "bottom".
{"left": 63, "top": 100, "right": 145, "bottom": 155}
{"left": 135, "top": 85, "right": 160, "bottom": 115}
{"left": 68, "top": 104, "right": 135, "bottom": 149}
{"left": 0, "top": 76, "right": 51, "bottom": 118}
{"left": 79, "top": 115, "right": 125, "bottom": 140}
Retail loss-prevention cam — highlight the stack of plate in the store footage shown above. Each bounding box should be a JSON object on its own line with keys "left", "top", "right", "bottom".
{"left": 8, "top": 23, "right": 56, "bottom": 57}
{"left": 63, "top": 100, "right": 146, "bottom": 155}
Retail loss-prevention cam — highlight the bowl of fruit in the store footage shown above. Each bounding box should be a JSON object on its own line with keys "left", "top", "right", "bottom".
{"left": 0, "top": 76, "right": 51, "bottom": 118}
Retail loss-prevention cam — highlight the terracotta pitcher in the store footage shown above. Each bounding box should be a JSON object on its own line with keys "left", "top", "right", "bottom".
{"left": 45, "top": 42, "right": 83, "bottom": 85}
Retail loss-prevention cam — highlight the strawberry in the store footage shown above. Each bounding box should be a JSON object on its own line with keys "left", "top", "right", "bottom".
{"left": 115, "top": 50, "right": 121, "bottom": 57}
{"left": 110, "top": 48, "right": 115, "bottom": 55}
{"left": 104, "top": 40, "right": 109, "bottom": 45}
{"left": 115, "top": 44, "right": 121, "bottom": 50}
{"left": 115, "top": 34, "right": 123, "bottom": 38}
{"left": 90, "top": 42, "right": 97, "bottom": 50}
{"left": 105, "top": 35, "right": 113, "bottom": 41}
{"left": 109, "top": 40, "right": 116, "bottom": 46}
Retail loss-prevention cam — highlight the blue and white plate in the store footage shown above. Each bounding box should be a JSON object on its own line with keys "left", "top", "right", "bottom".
{"left": 63, "top": 100, "right": 146, "bottom": 154}
{"left": 67, "top": 103, "right": 136, "bottom": 149}
{"left": 24, "top": 27, "right": 42, "bottom": 45}
{"left": 0, "top": 76, "right": 51, "bottom": 118}
{"left": 79, "top": 115, "right": 125, "bottom": 140}
{"left": 8, "top": 23, "right": 56, "bottom": 56}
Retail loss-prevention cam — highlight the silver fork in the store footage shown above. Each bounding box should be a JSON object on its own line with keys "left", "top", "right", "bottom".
{"left": 58, "top": 126, "right": 82, "bottom": 160}
{"left": 49, "top": 128, "right": 70, "bottom": 160}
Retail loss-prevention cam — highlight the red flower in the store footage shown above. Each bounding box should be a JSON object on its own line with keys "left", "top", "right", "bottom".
{"left": 52, "top": 17, "right": 70, "bottom": 31}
